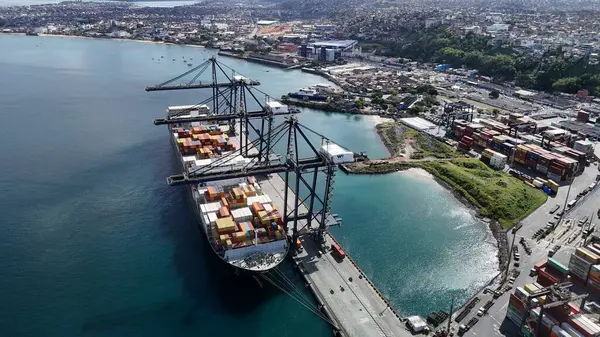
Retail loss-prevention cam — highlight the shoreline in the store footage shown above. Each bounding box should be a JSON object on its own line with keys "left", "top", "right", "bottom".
{"left": 353, "top": 123, "right": 509, "bottom": 271}
{"left": 29, "top": 33, "right": 208, "bottom": 49}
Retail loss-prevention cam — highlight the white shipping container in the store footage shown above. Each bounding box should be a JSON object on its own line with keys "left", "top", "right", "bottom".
{"left": 194, "top": 159, "right": 213, "bottom": 167}
{"left": 207, "top": 212, "right": 218, "bottom": 225}
{"left": 200, "top": 201, "right": 222, "bottom": 214}
{"left": 320, "top": 143, "right": 354, "bottom": 164}
{"left": 231, "top": 208, "right": 253, "bottom": 222}
{"left": 577, "top": 315, "right": 600, "bottom": 334}
{"left": 183, "top": 155, "right": 196, "bottom": 162}
{"left": 263, "top": 203, "right": 274, "bottom": 212}
{"left": 515, "top": 287, "right": 528, "bottom": 300}
{"left": 562, "top": 323, "right": 585, "bottom": 337}
{"left": 261, "top": 195, "right": 272, "bottom": 204}
{"left": 492, "top": 152, "right": 508, "bottom": 160}
{"left": 533, "top": 179, "right": 544, "bottom": 188}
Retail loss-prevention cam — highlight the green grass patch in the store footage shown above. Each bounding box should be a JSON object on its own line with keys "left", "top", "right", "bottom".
{"left": 376, "top": 122, "right": 459, "bottom": 159}
{"left": 356, "top": 158, "right": 547, "bottom": 227}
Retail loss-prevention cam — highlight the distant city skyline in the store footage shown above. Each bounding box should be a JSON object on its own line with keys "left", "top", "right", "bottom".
{"left": 0, "top": 0, "right": 198, "bottom": 7}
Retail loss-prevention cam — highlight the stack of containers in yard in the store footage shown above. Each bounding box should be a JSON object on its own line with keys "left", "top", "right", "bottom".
{"left": 502, "top": 142, "right": 515, "bottom": 156}
{"left": 552, "top": 325, "right": 572, "bottom": 337}
{"left": 548, "top": 258, "right": 570, "bottom": 275}
{"left": 537, "top": 155, "right": 552, "bottom": 174}
{"left": 526, "top": 149, "right": 541, "bottom": 170}
{"left": 480, "top": 148, "right": 493, "bottom": 165}
{"left": 515, "top": 145, "right": 529, "bottom": 164}
{"left": 562, "top": 323, "right": 586, "bottom": 337}
{"left": 569, "top": 303, "right": 582, "bottom": 315}
{"left": 490, "top": 151, "right": 508, "bottom": 170}
{"left": 586, "top": 265, "right": 600, "bottom": 291}
{"left": 538, "top": 267, "right": 560, "bottom": 286}
{"left": 536, "top": 259, "right": 549, "bottom": 271}
{"left": 454, "top": 125, "right": 466, "bottom": 138}
{"left": 569, "top": 315, "right": 600, "bottom": 337}
{"left": 507, "top": 291, "right": 528, "bottom": 326}
{"left": 530, "top": 308, "right": 559, "bottom": 336}
{"left": 472, "top": 132, "right": 484, "bottom": 147}
{"left": 577, "top": 111, "right": 590, "bottom": 123}
{"left": 545, "top": 180, "right": 560, "bottom": 194}
{"left": 569, "top": 248, "right": 600, "bottom": 282}
{"left": 459, "top": 136, "right": 474, "bottom": 150}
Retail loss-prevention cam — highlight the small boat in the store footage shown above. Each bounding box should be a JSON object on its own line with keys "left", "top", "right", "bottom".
{"left": 187, "top": 63, "right": 193, "bottom": 67}
{"left": 266, "top": 70, "right": 270, "bottom": 72}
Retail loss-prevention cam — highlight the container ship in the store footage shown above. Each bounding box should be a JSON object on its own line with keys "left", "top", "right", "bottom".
{"left": 165, "top": 103, "right": 289, "bottom": 273}
{"left": 287, "top": 85, "right": 332, "bottom": 101}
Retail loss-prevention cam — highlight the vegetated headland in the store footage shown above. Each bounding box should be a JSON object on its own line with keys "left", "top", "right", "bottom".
{"left": 344, "top": 122, "right": 548, "bottom": 267}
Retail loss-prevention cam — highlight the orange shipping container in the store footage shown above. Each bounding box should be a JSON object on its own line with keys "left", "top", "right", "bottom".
{"left": 221, "top": 197, "right": 229, "bottom": 209}
{"left": 218, "top": 207, "right": 230, "bottom": 218}
{"left": 251, "top": 202, "right": 264, "bottom": 214}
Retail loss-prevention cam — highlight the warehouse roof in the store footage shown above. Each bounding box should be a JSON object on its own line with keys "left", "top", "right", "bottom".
{"left": 400, "top": 117, "right": 436, "bottom": 131}
{"left": 515, "top": 89, "right": 536, "bottom": 97}
{"left": 311, "top": 40, "right": 358, "bottom": 49}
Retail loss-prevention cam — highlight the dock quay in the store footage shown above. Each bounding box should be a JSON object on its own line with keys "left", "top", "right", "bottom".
{"left": 259, "top": 172, "right": 414, "bottom": 337}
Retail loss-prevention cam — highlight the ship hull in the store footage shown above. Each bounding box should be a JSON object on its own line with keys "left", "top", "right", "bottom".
{"left": 288, "top": 93, "right": 328, "bottom": 101}
{"left": 167, "top": 125, "right": 288, "bottom": 275}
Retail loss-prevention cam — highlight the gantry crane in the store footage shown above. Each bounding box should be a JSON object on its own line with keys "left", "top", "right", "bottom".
{"left": 145, "top": 56, "right": 359, "bottom": 251}
{"left": 517, "top": 282, "right": 587, "bottom": 337}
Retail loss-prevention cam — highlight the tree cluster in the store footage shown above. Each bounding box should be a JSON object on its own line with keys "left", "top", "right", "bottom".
{"left": 372, "top": 26, "right": 600, "bottom": 96}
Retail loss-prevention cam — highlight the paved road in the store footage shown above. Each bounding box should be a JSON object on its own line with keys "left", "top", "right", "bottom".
{"left": 444, "top": 164, "right": 600, "bottom": 337}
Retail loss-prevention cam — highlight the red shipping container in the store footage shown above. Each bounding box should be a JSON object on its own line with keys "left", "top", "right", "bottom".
{"left": 569, "top": 303, "right": 582, "bottom": 315}
{"left": 535, "top": 259, "right": 548, "bottom": 270}
{"left": 538, "top": 268, "right": 559, "bottom": 286}
{"left": 537, "top": 272, "right": 554, "bottom": 287}
{"left": 509, "top": 293, "right": 525, "bottom": 312}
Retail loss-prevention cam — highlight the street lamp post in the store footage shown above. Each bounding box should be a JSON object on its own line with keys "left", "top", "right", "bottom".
{"left": 504, "top": 224, "right": 520, "bottom": 282}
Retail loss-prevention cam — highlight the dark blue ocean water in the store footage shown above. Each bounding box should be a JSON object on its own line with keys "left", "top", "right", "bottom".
{"left": 0, "top": 35, "right": 498, "bottom": 337}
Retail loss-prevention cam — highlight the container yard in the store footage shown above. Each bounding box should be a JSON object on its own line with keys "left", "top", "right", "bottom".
{"left": 500, "top": 242, "right": 600, "bottom": 337}
{"left": 451, "top": 116, "right": 590, "bottom": 183}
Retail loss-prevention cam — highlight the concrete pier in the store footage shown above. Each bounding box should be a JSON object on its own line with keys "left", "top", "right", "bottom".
{"left": 259, "top": 173, "right": 414, "bottom": 337}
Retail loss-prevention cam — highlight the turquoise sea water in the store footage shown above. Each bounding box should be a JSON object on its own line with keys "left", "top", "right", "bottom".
{"left": 0, "top": 35, "right": 498, "bottom": 337}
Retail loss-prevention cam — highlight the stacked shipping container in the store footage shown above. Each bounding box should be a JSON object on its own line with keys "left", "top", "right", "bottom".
{"left": 173, "top": 123, "right": 236, "bottom": 159}
{"left": 480, "top": 149, "right": 507, "bottom": 169}
{"left": 568, "top": 247, "right": 600, "bottom": 284}
{"left": 451, "top": 119, "right": 585, "bottom": 181}
{"left": 201, "top": 177, "right": 287, "bottom": 251}
{"left": 505, "top": 274, "right": 600, "bottom": 337}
